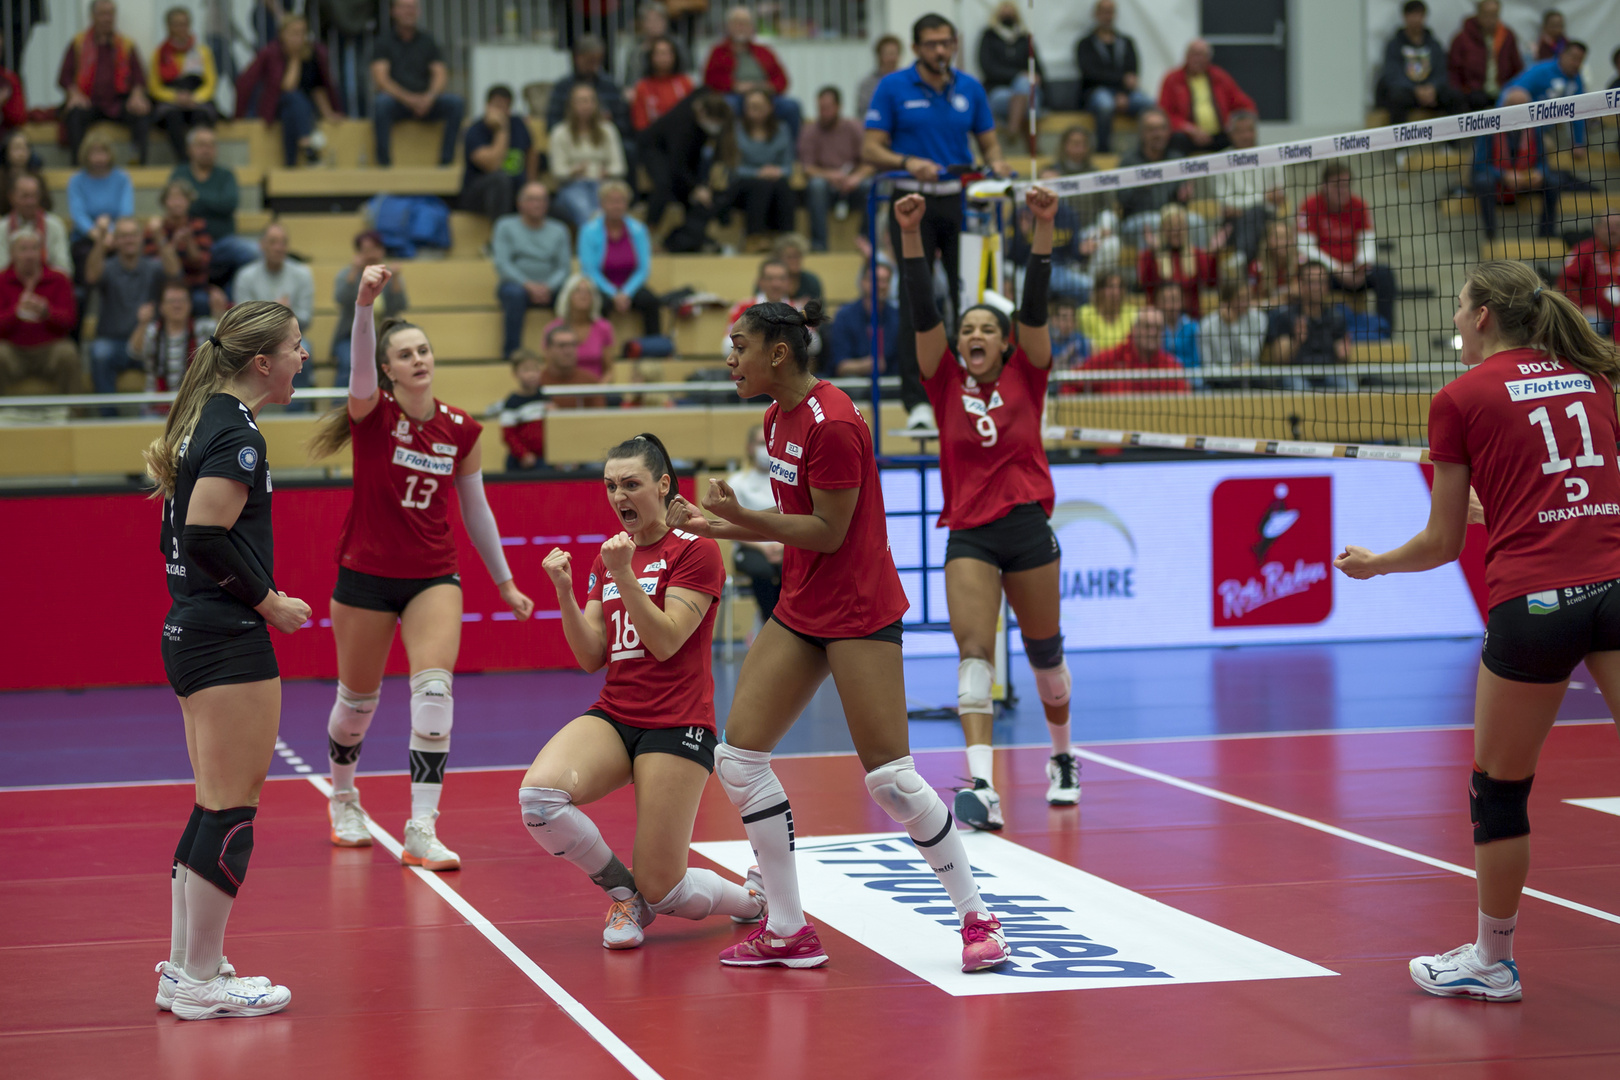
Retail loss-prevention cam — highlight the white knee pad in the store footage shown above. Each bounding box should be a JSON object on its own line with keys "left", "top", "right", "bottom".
{"left": 1034, "top": 658, "right": 1071, "bottom": 708}
{"left": 408, "top": 668, "right": 453, "bottom": 747}
{"left": 517, "top": 786, "right": 609, "bottom": 869}
{"left": 328, "top": 682, "right": 379, "bottom": 745}
{"left": 648, "top": 871, "right": 712, "bottom": 920}
{"left": 957, "top": 657, "right": 994, "bottom": 716}
{"left": 864, "top": 756, "right": 936, "bottom": 829}
{"left": 715, "top": 743, "right": 782, "bottom": 815}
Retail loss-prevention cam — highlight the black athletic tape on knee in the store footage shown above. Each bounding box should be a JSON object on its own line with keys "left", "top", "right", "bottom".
{"left": 1021, "top": 632, "right": 1065, "bottom": 669}
{"left": 1470, "top": 769, "right": 1533, "bottom": 844}
{"left": 186, "top": 806, "right": 257, "bottom": 898}
{"left": 329, "top": 736, "right": 364, "bottom": 766}
{"left": 902, "top": 256, "right": 941, "bottom": 333}
{"left": 409, "top": 749, "right": 448, "bottom": 785}
{"left": 1019, "top": 254, "right": 1051, "bottom": 328}
{"left": 174, "top": 803, "right": 205, "bottom": 864}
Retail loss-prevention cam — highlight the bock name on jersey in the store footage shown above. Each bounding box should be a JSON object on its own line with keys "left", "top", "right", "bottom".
{"left": 392, "top": 445, "right": 456, "bottom": 475}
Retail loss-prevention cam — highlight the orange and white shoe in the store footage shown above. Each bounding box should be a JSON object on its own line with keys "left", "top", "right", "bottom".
{"left": 402, "top": 811, "right": 459, "bottom": 871}
{"left": 328, "top": 790, "right": 373, "bottom": 847}
{"left": 603, "top": 894, "right": 656, "bottom": 950}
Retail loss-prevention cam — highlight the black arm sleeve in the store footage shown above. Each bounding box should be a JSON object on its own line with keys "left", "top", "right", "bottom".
{"left": 901, "top": 256, "right": 941, "bottom": 333}
{"left": 1019, "top": 253, "right": 1051, "bottom": 328}
{"left": 183, "top": 524, "right": 272, "bottom": 609}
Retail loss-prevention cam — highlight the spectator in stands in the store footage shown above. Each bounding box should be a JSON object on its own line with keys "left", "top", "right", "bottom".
{"left": 1561, "top": 213, "right": 1619, "bottom": 338}
{"left": 1252, "top": 218, "right": 1299, "bottom": 308}
{"left": 1298, "top": 162, "right": 1396, "bottom": 332}
{"left": 499, "top": 349, "right": 547, "bottom": 472}
{"left": 1534, "top": 10, "right": 1567, "bottom": 61}
{"left": 1075, "top": 0, "right": 1151, "bottom": 155}
{"left": 546, "top": 36, "right": 632, "bottom": 142}
{"left": 171, "top": 126, "right": 258, "bottom": 287}
{"left": 1154, "top": 280, "right": 1199, "bottom": 368}
{"left": 1138, "top": 205, "right": 1217, "bottom": 320}
{"left": 978, "top": 1, "right": 1042, "bottom": 146}
{"left": 855, "top": 35, "right": 903, "bottom": 120}
{"left": 148, "top": 178, "right": 213, "bottom": 314}
{"left": 1472, "top": 87, "right": 1568, "bottom": 239}
{"left": 1053, "top": 126, "right": 1093, "bottom": 176}
{"left": 726, "top": 257, "right": 795, "bottom": 326}
{"left": 1049, "top": 299, "right": 1090, "bottom": 371}
{"left": 621, "top": 3, "right": 690, "bottom": 84}
{"left": 1264, "top": 261, "right": 1349, "bottom": 388}
{"left": 0, "top": 30, "right": 27, "bottom": 139}
{"left": 579, "top": 179, "right": 661, "bottom": 339}
{"left": 1377, "top": 1, "right": 1464, "bottom": 125}
{"left": 772, "top": 234, "right": 822, "bottom": 304}
{"left": 131, "top": 276, "right": 223, "bottom": 396}
{"left": 1199, "top": 278, "right": 1266, "bottom": 368}
{"left": 703, "top": 6, "right": 801, "bottom": 138}
{"left": 85, "top": 216, "right": 165, "bottom": 396}
{"left": 723, "top": 88, "right": 796, "bottom": 245}
{"left": 630, "top": 37, "right": 693, "bottom": 132}
{"left": 1213, "top": 110, "right": 1284, "bottom": 262}
{"left": 549, "top": 83, "right": 628, "bottom": 229}
{"left": 1010, "top": 179, "right": 1090, "bottom": 302}
{"left": 1077, "top": 307, "right": 1187, "bottom": 394}
{"left": 370, "top": 0, "right": 464, "bottom": 167}
{"left": 825, "top": 261, "right": 898, "bottom": 377}
{"left": 331, "top": 230, "right": 406, "bottom": 385}
{"left": 1505, "top": 40, "right": 1589, "bottom": 157}
{"left": 547, "top": 274, "right": 614, "bottom": 382}
{"left": 0, "top": 132, "right": 47, "bottom": 216}
{"left": 148, "top": 6, "right": 219, "bottom": 162}
{"left": 495, "top": 180, "right": 572, "bottom": 358}
{"left": 58, "top": 0, "right": 152, "bottom": 166}
{"left": 0, "top": 229, "right": 78, "bottom": 396}
{"left": 799, "top": 86, "right": 871, "bottom": 253}
{"left": 1078, "top": 270, "right": 1137, "bottom": 352}
{"left": 0, "top": 174, "right": 72, "bottom": 276}
{"left": 725, "top": 424, "right": 783, "bottom": 625}
{"left": 640, "top": 90, "right": 734, "bottom": 240}
{"left": 1448, "top": 0, "right": 1522, "bottom": 112}
{"left": 67, "top": 135, "right": 133, "bottom": 279}
{"left": 1117, "top": 108, "right": 1200, "bottom": 248}
{"left": 1158, "top": 39, "right": 1255, "bottom": 155}
{"left": 235, "top": 15, "right": 342, "bottom": 168}
{"left": 232, "top": 222, "right": 314, "bottom": 363}
{"left": 461, "top": 84, "right": 536, "bottom": 222}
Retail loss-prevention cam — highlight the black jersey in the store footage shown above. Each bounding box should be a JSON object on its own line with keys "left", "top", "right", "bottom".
{"left": 161, "top": 393, "right": 276, "bottom": 631}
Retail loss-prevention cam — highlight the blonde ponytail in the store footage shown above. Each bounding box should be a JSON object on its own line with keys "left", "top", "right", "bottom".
{"left": 1465, "top": 260, "right": 1620, "bottom": 385}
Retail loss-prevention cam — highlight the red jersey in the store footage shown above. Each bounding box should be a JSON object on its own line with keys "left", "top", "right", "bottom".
{"left": 1136, "top": 246, "right": 1219, "bottom": 319}
{"left": 1428, "top": 348, "right": 1620, "bottom": 609}
{"left": 1077, "top": 341, "right": 1189, "bottom": 395}
{"left": 1297, "top": 194, "right": 1371, "bottom": 267}
{"left": 337, "top": 392, "right": 484, "bottom": 579}
{"left": 924, "top": 345, "right": 1054, "bottom": 530}
{"left": 1560, "top": 239, "right": 1619, "bottom": 328}
{"left": 587, "top": 528, "right": 724, "bottom": 730}
{"left": 765, "top": 381, "right": 909, "bottom": 638}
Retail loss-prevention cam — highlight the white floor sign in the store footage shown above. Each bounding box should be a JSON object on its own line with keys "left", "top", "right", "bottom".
{"left": 1565, "top": 797, "right": 1620, "bottom": 817}
{"left": 692, "top": 831, "right": 1336, "bottom": 997}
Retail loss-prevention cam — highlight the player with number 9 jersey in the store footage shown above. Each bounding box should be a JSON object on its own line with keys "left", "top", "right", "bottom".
{"left": 1335, "top": 261, "right": 1620, "bottom": 1005}
{"left": 306, "top": 264, "right": 534, "bottom": 874}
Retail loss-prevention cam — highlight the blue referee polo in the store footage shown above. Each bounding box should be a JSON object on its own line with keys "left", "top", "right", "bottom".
{"left": 865, "top": 63, "right": 994, "bottom": 170}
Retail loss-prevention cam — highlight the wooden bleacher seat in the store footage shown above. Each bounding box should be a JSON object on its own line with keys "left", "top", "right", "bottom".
{"left": 1444, "top": 191, "right": 1618, "bottom": 218}
{"left": 1482, "top": 237, "right": 1568, "bottom": 261}
{"left": 311, "top": 260, "right": 499, "bottom": 315}
{"left": 1347, "top": 341, "right": 1410, "bottom": 364}
{"left": 280, "top": 210, "right": 491, "bottom": 259}
{"left": 268, "top": 164, "right": 461, "bottom": 199}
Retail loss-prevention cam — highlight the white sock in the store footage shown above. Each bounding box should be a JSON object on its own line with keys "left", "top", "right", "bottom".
{"left": 724, "top": 746, "right": 805, "bottom": 935}
{"left": 410, "top": 782, "right": 442, "bottom": 821}
{"left": 1476, "top": 910, "right": 1517, "bottom": 965}
{"left": 650, "top": 868, "right": 761, "bottom": 920}
{"left": 182, "top": 876, "right": 235, "bottom": 982}
{"left": 331, "top": 760, "right": 359, "bottom": 794}
{"left": 965, "top": 744, "right": 994, "bottom": 784}
{"left": 1048, "top": 721, "right": 1072, "bottom": 757}
{"left": 169, "top": 863, "right": 188, "bottom": 968}
{"left": 908, "top": 790, "right": 989, "bottom": 922}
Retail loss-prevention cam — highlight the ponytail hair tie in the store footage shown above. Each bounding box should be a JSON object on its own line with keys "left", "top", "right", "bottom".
{"left": 207, "top": 335, "right": 221, "bottom": 348}
{"left": 1533, "top": 286, "right": 1544, "bottom": 299}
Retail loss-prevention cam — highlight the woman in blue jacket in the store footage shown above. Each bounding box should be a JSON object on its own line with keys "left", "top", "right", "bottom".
{"left": 577, "top": 178, "right": 662, "bottom": 338}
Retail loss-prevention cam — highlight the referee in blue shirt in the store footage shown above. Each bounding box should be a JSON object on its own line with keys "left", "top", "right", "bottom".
{"left": 864, "top": 13, "right": 1009, "bottom": 427}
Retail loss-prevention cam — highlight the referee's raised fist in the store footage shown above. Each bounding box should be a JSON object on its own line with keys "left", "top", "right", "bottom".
{"left": 893, "top": 194, "right": 926, "bottom": 232}
{"left": 358, "top": 263, "right": 393, "bottom": 307}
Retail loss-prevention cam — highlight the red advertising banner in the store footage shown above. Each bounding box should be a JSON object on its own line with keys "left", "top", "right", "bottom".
{"left": 1210, "top": 476, "right": 1335, "bottom": 628}
{"left": 1, "top": 478, "right": 675, "bottom": 691}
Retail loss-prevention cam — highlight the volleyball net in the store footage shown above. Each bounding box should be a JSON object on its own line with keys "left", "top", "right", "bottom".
{"left": 992, "top": 89, "right": 1620, "bottom": 463}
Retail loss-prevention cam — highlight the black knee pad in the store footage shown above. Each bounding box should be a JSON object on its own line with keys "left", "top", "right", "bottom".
{"left": 186, "top": 806, "right": 257, "bottom": 897}
{"left": 174, "top": 803, "right": 204, "bottom": 864}
{"left": 1021, "top": 632, "right": 1065, "bottom": 670}
{"left": 1470, "top": 769, "right": 1533, "bottom": 844}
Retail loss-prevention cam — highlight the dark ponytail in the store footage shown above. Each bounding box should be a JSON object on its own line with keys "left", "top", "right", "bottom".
{"left": 737, "top": 300, "right": 825, "bottom": 372}
{"left": 606, "top": 431, "right": 679, "bottom": 505}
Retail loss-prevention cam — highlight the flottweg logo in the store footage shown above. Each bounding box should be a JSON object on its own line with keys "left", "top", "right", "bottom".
{"left": 1212, "top": 476, "right": 1333, "bottom": 627}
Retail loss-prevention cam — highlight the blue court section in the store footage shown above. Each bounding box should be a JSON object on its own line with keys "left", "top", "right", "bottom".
{"left": 7, "top": 637, "right": 1615, "bottom": 789}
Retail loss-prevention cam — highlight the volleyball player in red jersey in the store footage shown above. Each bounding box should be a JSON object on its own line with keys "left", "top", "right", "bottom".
{"left": 518, "top": 432, "right": 766, "bottom": 948}
{"left": 1337, "top": 260, "right": 1620, "bottom": 1002}
{"left": 666, "top": 299, "right": 1010, "bottom": 973}
{"left": 308, "top": 264, "right": 534, "bottom": 870}
{"left": 897, "top": 186, "right": 1078, "bottom": 831}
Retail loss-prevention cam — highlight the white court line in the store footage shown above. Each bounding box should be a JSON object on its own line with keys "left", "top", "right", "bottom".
{"left": 302, "top": 774, "right": 665, "bottom": 1080}
{"left": 1072, "top": 746, "right": 1620, "bottom": 928}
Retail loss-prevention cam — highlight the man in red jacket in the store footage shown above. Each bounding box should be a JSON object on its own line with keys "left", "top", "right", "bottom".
{"left": 1158, "top": 39, "right": 1255, "bottom": 154}
{"left": 0, "top": 31, "right": 27, "bottom": 136}
{"left": 0, "top": 229, "right": 80, "bottom": 394}
{"left": 1561, "top": 213, "right": 1620, "bottom": 340}
{"left": 703, "top": 6, "right": 802, "bottom": 137}
{"left": 57, "top": 0, "right": 152, "bottom": 165}
{"left": 1078, "top": 308, "right": 1188, "bottom": 395}
{"left": 1448, "top": 0, "right": 1523, "bottom": 111}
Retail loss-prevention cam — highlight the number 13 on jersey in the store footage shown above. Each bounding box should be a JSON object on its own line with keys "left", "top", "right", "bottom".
{"left": 401, "top": 475, "right": 438, "bottom": 508}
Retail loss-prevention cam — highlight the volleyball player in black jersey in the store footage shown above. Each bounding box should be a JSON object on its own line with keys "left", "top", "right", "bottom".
{"left": 144, "top": 300, "right": 311, "bottom": 1019}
